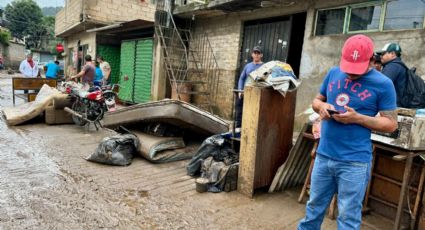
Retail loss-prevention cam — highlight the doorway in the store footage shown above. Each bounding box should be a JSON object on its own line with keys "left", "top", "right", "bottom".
{"left": 238, "top": 12, "right": 306, "bottom": 84}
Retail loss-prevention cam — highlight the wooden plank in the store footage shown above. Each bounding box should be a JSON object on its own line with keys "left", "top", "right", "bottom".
{"left": 238, "top": 86, "right": 261, "bottom": 197}
{"left": 371, "top": 175, "right": 417, "bottom": 206}
{"left": 238, "top": 86, "right": 296, "bottom": 197}
{"left": 28, "top": 93, "right": 37, "bottom": 102}
{"left": 375, "top": 153, "right": 406, "bottom": 182}
{"left": 12, "top": 78, "right": 57, "bottom": 90}
{"left": 395, "top": 155, "right": 413, "bottom": 230}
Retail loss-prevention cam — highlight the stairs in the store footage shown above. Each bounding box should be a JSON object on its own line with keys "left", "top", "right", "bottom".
{"left": 154, "top": 0, "right": 219, "bottom": 113}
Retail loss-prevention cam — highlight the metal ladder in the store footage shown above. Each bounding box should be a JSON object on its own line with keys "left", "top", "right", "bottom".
{"left": 154, "top": 0, "right": 219, "bottom": 113}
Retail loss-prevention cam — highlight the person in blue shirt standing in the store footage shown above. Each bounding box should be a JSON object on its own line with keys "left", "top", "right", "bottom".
{"left": 45, "top": 61, "right": 60, "bottom": 79}
{"left": 298, "top": 35, "right": 398, "bottom": 230}
{"left": 235, "top": 46, "right": 264, "bottom": 127}
{"left": 94, "top": 61, "right": 104, "bottom": 87}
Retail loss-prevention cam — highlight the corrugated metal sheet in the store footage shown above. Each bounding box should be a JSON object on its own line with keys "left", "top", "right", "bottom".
{"left": 269, "top": 123, "right": 315, "bottom": 192}
{"left": 118, "top": 40, "right": 136, "bottom": 102}
{"left": 133, "top": 39, "right": 153, "bottom": 103}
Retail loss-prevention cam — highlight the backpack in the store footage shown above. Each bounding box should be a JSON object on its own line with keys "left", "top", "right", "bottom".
{"left": 398, "top": 63, "right": 425, "bottom": 108}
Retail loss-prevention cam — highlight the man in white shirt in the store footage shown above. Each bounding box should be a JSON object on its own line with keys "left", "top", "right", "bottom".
{"left": 96, "top": 56, "right": 111, "bottom": 85}
{"left": 19, "top": 53, "right": 39, "bottom": 78}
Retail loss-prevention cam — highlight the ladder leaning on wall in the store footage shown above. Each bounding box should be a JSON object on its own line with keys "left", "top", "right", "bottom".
{"left": 154, "top": 0, "right": 220, "bottom": 113}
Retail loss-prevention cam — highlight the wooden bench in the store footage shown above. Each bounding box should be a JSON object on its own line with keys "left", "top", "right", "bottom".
{"left": 12, "top": 77, "right": 57, "bottom": 105}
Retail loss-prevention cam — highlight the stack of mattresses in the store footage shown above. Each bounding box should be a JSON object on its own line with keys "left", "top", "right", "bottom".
{"left": 45, "top": 94, "right": 73, "bottom": 125}
{"left": 3, "top": 85, "right": 60, "bottom": 126}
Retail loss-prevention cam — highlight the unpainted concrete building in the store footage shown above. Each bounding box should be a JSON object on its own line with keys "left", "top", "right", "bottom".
{"left": 173, "top": 0, "right": 425, "bottom": 128}
{"left": 56, "top": 3, "right": 151, "bottom": 83}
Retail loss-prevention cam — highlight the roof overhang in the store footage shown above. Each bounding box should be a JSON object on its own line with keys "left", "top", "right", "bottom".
{"left": 55, "top": 20, "right": 108, "bottom": 38}
{"left": 86, "top": 19, "right": 154, "bottom": 34}
{"left": 174, "top": 0, "right": 297, "bottom": 18}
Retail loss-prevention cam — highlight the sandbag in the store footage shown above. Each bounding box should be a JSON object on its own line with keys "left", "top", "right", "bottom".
{"left": 2, "top": 84, "right": 60, "bottom": 126}
{"left": 133, "top": 131, "right": 198, "bottom": 163}
{"left": 86, "top": 133, "right": 140, "bottom": 166}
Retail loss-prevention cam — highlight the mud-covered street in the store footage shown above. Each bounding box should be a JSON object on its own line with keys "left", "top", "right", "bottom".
{"left": 0, "top": 72, "right": 392, "bottom": 229}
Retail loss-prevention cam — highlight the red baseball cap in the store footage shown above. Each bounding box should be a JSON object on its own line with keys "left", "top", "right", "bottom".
{"left": 340, "top": 35, "right": 374, "bottom": 75}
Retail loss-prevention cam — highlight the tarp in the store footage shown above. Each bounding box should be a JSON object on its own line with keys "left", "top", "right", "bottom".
{"left": 186, "top": 134, "right": 238, "bottom": 176}
{"left": 2, "top": 84, "right": 61, "bottom": 126}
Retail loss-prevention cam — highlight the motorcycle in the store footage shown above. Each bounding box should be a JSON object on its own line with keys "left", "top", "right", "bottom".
{"left": 63, "top": 82, "right": 117, "bottom": 128}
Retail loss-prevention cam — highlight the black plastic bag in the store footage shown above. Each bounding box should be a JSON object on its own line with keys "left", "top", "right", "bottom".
{"left": 86, "top": 133, "right": 140, "bottom": 166}
{"left": 186, "top": 134, "right": 238, "bottom": 176}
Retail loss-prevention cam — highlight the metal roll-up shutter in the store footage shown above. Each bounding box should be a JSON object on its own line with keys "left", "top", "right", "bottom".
{"left": 118, "top": 40, "right": 136, "bottom": 102}
{"left": 133, "top": 38, "right": 153, "bottom": 103}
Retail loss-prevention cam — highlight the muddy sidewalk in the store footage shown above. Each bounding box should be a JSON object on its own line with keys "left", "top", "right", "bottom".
{"left": 0, "top": 73, "right": 392, "bottom": 229}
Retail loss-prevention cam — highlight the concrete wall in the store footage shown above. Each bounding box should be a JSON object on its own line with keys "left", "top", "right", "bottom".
{"left": 55, "top": 0, "right": 83, "bottom": 35}
{"left": 0, "top": 42, "right": 25, "bottom": 69}
{"left": 188, "top": 0, "right": 425, "bottom": 128}
{"left": 63, "top": 32, "right": 97, "bottom": 72}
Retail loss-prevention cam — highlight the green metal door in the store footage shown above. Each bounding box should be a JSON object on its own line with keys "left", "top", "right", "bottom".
{"left": 97, "top": 45, "right": 121, "bottom": 84}
{"left": 133, "top": 39, "right": 153, "bottom": 103}
{"left": 118, "top": 40, "right": 136, "bottom": 102}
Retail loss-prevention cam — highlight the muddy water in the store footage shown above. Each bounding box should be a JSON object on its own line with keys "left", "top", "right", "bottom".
{"left": 0, "top": 121, "right": 59, "bottom": 222}
{"left": 0, "top": 73, "right": 204, "bottom": 229}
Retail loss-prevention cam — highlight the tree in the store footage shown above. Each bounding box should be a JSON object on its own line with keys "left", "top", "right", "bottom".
{"left": 4, "top": 0, "right": 45, "bottom": 49}
{"left": 0, "top": 30, "right": 11, "bottom": 46}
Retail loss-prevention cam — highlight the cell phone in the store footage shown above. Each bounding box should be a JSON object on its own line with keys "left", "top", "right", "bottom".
{"left": 327, "top": 109, "right": 340, "bottom": 115}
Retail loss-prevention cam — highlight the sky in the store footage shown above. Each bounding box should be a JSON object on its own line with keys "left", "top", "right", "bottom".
{"left": 0, "top": 0, "right": 64, "bottom": 8}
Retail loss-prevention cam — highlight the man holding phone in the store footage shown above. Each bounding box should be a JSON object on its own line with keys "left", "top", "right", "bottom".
{"left": 298, "top": 35, "right": 398, "bottom": 230}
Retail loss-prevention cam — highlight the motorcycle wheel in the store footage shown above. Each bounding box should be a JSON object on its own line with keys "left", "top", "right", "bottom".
{"left": 88, "top": 103, "right": 104, "bottom": 122}
{"left": 71, "top": 100, "right": 87, "bottom": 126}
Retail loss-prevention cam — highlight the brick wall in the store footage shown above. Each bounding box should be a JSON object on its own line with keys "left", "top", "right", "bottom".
{"left": 189, "top": 17, "right": 242, "bottom": 118}
{"left": 188, "top": 1, "right": 311, "bottom": 119}
{"left": 56, "top": 0, "right": 155, "bottom": 36}
{"left": 186, "top": 0, "right": 403, "bottom": 126}
{"left": 85, "top": 0, "right": 155, "bottom": 23}
{"left": 55, "top": 0, "right": 83, "bottom": 35}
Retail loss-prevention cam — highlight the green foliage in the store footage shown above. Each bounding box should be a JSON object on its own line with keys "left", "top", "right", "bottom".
{"left": 0, "top": 30, "right": 11, "bottom": 46}
{"left": 4, "top": 0, "right": 45, "bottom": 48}
{"left": 42, "top": 16, "right": 55, "bottom": 37}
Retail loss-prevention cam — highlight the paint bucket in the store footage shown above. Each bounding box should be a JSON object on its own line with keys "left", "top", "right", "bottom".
{"left": 195, "top": 177, "right": 209, "bottom": 193}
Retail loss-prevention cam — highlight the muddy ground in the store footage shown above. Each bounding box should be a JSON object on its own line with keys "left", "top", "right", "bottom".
{"left": 0, "top": 72, "right": 393, "bottom": 229}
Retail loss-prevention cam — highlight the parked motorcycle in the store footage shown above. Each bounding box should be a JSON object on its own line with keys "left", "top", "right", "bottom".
{"left": 63, "top": 82, "right": 117, "bottom": 128}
